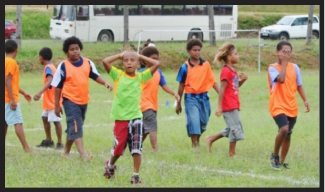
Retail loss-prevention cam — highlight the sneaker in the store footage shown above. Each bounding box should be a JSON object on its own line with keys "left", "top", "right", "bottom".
{"left": 36, "top": 139, "right": 54, "bottom": 148}
{"left": 56, "top": 143, "right": 64, "bottom": 150}
{"left": 130, "top": 175, "right": 142, "bottom": 185}
{"left": 281, "top": 163, "right": 290, "bottom": 169}
{"left": 270, "top": 153, "right": 280, "bottom": 170}
{"left": 104, "top": 159, "right": 116, "bottom": 179}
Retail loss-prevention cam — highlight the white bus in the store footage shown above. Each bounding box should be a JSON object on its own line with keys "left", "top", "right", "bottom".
{"left": 49, "top": 5, "right": 238, "bottom": 42}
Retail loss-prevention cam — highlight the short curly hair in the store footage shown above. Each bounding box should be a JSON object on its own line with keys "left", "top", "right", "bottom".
{"left": 62, "top": 36, "right": 83, "bottom": 54}
{"left": 5, "top": 39, "right": 18, "bottom": 54}
{"left": 140, "top": 46, "right": 159, "bottom": 57}
{"left": 186, "top": 39, "right": 202, "bottom": 51}
{"left": 39, "top": 47, "right": 53, "bottom": 60}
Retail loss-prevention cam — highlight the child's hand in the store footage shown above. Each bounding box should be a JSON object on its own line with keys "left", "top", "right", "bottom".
{"left": 215, "top": 106, "right": 222, "bottom": 117}
{"left": 174, "top": 93, "right": 180, "bottom": 102}
{"left": 24, "top": 93, "right": 32, "bottom": 102}
{"left": 33, "top": 93, "right": 42, "bottom": 101}
{"left": 120, "top": 51, "right": 126, "bottom": 59}
{"left": 105, "top": 82, "right": 113, "bottom": 91}
{"left": 279, "top": 49, "right": 291, "bottom": 65}
{"left": 9, "top": 100, "right": 17, "bottom": 110}
{"left": 305, "top": 100, "right": 310, "bottom": 113}
{"left": 238, "top": 72, "right": 248, "bottom": 80}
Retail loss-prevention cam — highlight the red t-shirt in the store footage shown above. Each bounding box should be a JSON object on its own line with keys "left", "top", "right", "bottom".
{"left": 220, "top": 65, "right": 240, "bottom": 112}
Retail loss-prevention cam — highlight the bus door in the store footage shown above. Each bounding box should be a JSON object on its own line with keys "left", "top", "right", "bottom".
{"left": 75, "top": 5, "right": 90, "bottom": 42}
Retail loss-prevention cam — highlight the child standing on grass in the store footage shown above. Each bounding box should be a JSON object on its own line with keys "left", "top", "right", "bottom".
{"left": 5, "top": 39, "right": 33, "bottom": 153}
{"left": 102, "top": 50, "right": 159, "bottom": 185}
{"left": 268, "top": 41, "right": 310, "bottom": 170}
{"left": 51, "top": 36, "right": 113, "bottom": 160}
{"left": 175, "top": 39, "right": 219, "bottom": 149}
{"left": 33, "top": 47, "right": 64, "bottom": 150}
{"left": 139, "top": 46, "right": 180, "bottom": 152}
{"left": 205, "top": 42, "right": 247, "bottom": 157}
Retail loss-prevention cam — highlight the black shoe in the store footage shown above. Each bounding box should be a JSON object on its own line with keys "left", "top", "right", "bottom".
{"left": 56, "top": 143, "right": 64, "bottom": 150}
{"left": 281, "top": 163, "right": 290, "bottom": 169}
{"left": 36, "top": 139, "right": 54, "bottom": 148}
{"left": 130, "top": 175, "right": 142, "bottom": 184}
{"left": 270, "top": 153, "right": 280, "bottom": 170}
{"left": 104, "top": 159, "right": 116, "bottom": 179}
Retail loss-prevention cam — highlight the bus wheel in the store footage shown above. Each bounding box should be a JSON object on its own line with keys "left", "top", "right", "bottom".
{"left": 98, "top": 31, "right": 113, "bottom": 42}
{"left": 187, "top": 31, "right": 203, "bottom": 42}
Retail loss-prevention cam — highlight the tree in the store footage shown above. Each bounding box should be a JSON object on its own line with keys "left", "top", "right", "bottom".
{"left": 306, "top": 5, "right": 314, "bottom": 45}
{"left": 16, "top": 5, "right": 22, "bottom": 46}
{"left": 123, "top": 5, "right": 129, "bottom": 47}
{"left": 208, "top": 5, "right": 216, "bottom": 46}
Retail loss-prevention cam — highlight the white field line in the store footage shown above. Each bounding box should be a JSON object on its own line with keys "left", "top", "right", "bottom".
{"left": 14, "top": 115, "right": 182, "bottom": 132}
{"left": 5, "top": 142, "right": 319, "bottom": 186}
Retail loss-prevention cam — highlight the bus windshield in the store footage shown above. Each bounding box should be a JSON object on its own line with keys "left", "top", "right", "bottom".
{"left": 52, "top": 5, "right": 75, "bottom": 21}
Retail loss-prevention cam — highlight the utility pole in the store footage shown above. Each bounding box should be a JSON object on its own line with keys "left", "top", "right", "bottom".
{"left": 123, "top": 5, "right": 129, "bottom": 47}
{"left": 306, "top": 5, "right": 314, "bottom": 45}
{"left": 208, "top": 5, "right": 216, "bottom": 46}
{"left": 16, "top": 5, "right": 22, "bottom": 47}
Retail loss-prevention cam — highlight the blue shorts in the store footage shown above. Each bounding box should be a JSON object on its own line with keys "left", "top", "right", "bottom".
{"left": 63, "top": 98, "right": 88, "bottom": 140}
{"left": 5, "top": 103, "right": 23, "bottom": 126}
{"left": 184, "top": 96, "right": 211, "bottom": 137}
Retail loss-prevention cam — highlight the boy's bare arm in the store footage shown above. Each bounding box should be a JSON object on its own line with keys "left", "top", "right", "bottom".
{"left": 297, "top": 85, "right": 310, "bottom": 112}
{"left": 213, "top": 82, "right": 219, "bottom": 94}
{"left": 102, "top": 52, "right": 124, "bottom": 73}
{"left": 95, "top": 76, "right": 113, "bottom": 91}
{"left": 34, "top": 75, "right": 53, "bottom": 101}
{"left": 19, "top": 88, "right": 32, "bottom": 102}
{"left": 138, "top": 54, "right": 159, "bottom": 75}
{"left": 162, "top": 84, "right": 180, "bottom": 101}
{"left": 5, "top": 74, "right": 15, "bottom": 103}
{"left": 54, "top": 88, "right": 63, "bottom": 117}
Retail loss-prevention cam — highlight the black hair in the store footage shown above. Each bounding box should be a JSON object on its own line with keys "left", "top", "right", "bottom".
{"left": 276, "top": 41, "right": 293, "bottom": 51}
{"left": 39, "top": 47, "right": 53, "bottom": 60}
{"left": 186, "top": 39, "right": 202, "bottom": 51}
{"left": 140, "top": 46, "right": 159, "bottom": 57}
{"left": 5, "top": 39, "right": 18, "bottom": 54}
{"left": 62, "top": 36, "right": 83, "bottom": 53}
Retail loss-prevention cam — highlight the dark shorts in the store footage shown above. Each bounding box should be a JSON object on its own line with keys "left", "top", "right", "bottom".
{"left": 63, "top": 98, "right": 88, "bottom": 140}
{"left": 273, "top": 113, "right": 297, "bottom": 135}
{"left": 111, "top": 118, "right": 143, "bottom": 156}
{"left": 143, "top": 109, "right": 157, "bottom": 134}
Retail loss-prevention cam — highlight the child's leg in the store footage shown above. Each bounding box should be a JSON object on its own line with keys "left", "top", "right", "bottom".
{"left": 42, "top": 117, "right": 52, "bottom": 141}
{"left": 142, "top": 132, "right": 148, "bottom": 142}
{"left": 63, "top": 135, "right": 73, "bottom": 156}
{"left": 190, "top": 134, "right": 199, "bottom": 148}
{"left": 229, "top": 141, "right": 236, "bottom": 156}
{"left": 14, "top": 123, "right": 32, "bottom": 153}
{"left": 132, "top": 153, "right": 141, "bottom": 173}
{"left": 205, "top": 133, "right": 223, "bottom": 153}
{"left": 54, "top": 122, "right": 63, "bottom": 144}
{"left": 279, "top": 116, "right": 296, "bottom": 164}
{"left": 75, "top": 137, "right": 92, "bottom": 160}
{"left": 148, "top": 131, "right": 158, "bottom": 151}
{"left": 5, "top": 121, "right": 8, "bottom": 140}
{"left": 280, "top": 135, "right": 291, "bottom": 164}
{"left": 274, "top": 124, "right": 289, "bottom": 156}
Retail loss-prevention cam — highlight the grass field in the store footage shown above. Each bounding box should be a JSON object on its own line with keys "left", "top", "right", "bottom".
{"left": 5, "top": 69, "right": 320, "bottom": 187}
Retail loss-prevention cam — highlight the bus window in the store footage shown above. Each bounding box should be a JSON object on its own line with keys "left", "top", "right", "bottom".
{"left": 187, "top": 5, "right": 207, "bottom": 15}
{"left": 60, "top": 5, "right": 75, "bottom": 21}
{"left": 162, "top": 5, "right": 173, "bottom": 15}
{"left": 128, "top": 5, "right": 139, "bottom": 15}
{"left": 222, "top": 5, "right": 233, "bottom": 15}
{"left": 52, "top": 5, "right": 61, "bottom": 19}
{"left": 94, "top": 5, "right": 115, "bottom": 16}
{"left": 172, "top": 5, "right": 184, "bottom": 15}
{"left": 76, "top": 5, "right": 89, "bottom": 21}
